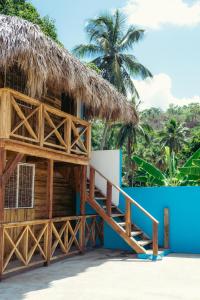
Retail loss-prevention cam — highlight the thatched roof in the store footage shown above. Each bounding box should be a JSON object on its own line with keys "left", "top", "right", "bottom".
{"left": 0, "top": 14, "right": 138, "bottom": 123}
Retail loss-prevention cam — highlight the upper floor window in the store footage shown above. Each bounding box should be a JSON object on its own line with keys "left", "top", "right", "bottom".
{"left": 5, "top": 163, "right": 35, "bottom": 209}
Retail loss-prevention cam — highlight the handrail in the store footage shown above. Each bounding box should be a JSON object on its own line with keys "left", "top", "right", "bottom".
{"left": 89, "top": 165, "right": 159, "bottom": 256}
{"left": 2, "top": 214, "right": 98, "bottom": 227}
{"left": 90, "top": 164, "right": 159, "bottom": 224}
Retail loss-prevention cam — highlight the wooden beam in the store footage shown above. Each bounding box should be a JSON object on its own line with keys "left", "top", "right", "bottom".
{"left": 47, "top": 160, "right": 54, "bottom": 219}
{"left": 153, "top": 222, "right": 158, "bottom": 256}
{"left": 125, "top": 198, "right": 131, "bottom": 237}
{"left": 4, "top": 139, "right": 89, "bottom": 165}
{"left": 89, "top": 167, "right": 95, "bottom": 202}
{"left": 86, "top": 124, "right": 91, "bottom": 159}
{"left": 79, "top": 216, "right": 86, "bottom": 253}
{"left": 80, "top": 166, "right": 87, "bottom": 215}
{"left": 106, "top": 182, "right": 112, "bottom": 217}
{"left": 0, "top": 147, "right": 6, "bottom": 281}
{"left": 46, "top": 159, "right": 54, "bottom": 266}
{"left": 0, "top": 148, "right": 6, "bottom": 223}
{"left": 164, "top": 208, "right": 169, "bottom": 249}
{"left": 0, "top": 90, "right": 11, "bottom": 139}
{"left": 3, "top": 153, "right": 24, "bottom": 186}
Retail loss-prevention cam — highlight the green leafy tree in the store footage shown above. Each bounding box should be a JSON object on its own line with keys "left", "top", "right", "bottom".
{"left": 73, "top": 10, "right": 152, "bottom": 149}
{"left": 0, "top": 0, "right": 59, "bottom": 42}
{"left": 159, "top": 119, "right": 188, "bottom": 153}
{"left": 117, "top": 99, "right": 152, "bottom": 186}
{"left": 133, "top": 147, "right": 200, "bottom": 186}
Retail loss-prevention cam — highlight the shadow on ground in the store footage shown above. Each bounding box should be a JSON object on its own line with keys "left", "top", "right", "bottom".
{"left": 0, "top": 248, "right": 141, "bottom": 300}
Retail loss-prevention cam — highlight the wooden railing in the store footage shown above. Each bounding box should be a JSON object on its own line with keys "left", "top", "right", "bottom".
{"left": 0, "top": 215, "right": 103, "bottom": 276}
{"left": 0, "top": 88, "right": 91, "bottom": 158}
{"left": 88, "top": 166, "right": 159, "bottom": 256}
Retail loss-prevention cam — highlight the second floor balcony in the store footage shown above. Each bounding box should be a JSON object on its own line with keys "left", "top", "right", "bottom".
{"left": 0, "top": 88, "right": 91, "bottom": 164}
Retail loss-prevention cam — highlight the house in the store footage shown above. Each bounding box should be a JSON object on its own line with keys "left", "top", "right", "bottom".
{"left": 0, "top": 15, "right": 159, "bottom": 279}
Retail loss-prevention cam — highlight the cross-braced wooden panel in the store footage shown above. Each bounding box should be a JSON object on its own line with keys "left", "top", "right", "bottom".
{"left": 0, "top": 216, "right": 103, "bottom": 277}
{"left": 2, "top": 221, "right": 48, "bottom": 274}
{"left": 85, "top": 216, "right": 104, "bottom": 248}
{"left": 43, "top": 106, "right": 70, "bottom": 151}
{"left": 10, "top": 94, "right": 40, "bottom": 143}
{"left": 51, "top": 218, "right": 82, "bottom": 259}
{"left": 70, "top": 120, "right": 90, "bottom": 156}
{"left": 0, "top": 89, "right": 91, "bottom": 159}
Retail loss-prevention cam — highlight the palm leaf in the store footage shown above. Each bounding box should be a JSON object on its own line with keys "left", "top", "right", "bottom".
{"left": 192, "top": 159, "right": 200, "bottom": 167}
{"left": 133, "top": 156, "right": 166, "bottom": 182}
{"left": 179, "top": 167, "right": 200, "bottom": 176}
{"left": 183, "top": 147, "right": 200, "bottom": 167}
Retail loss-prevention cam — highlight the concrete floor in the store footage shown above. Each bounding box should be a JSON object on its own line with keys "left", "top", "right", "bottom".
{"left": 0, "top": 249, "right": 200, "bottom": 300}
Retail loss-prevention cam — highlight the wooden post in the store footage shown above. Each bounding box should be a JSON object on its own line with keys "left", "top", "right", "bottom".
{"left": 153, "top": 221, "right": 158, "bottom": 256}
{"left": 79, "top": 216, "right": 86, "bottom": 253}
{"left": 106, "top": 181, "right": 112, "bottom": 216}
{"left": 89, "top": 167, "right": 95, "bottom": 202}
{"left": 86, "top": 124, "right": 91, "bottom": 159}
{"left": 39, "top": 104, "right": 44, "bottom": 147}
{"left": 0, "top": 147, "right": 6, "bottom": 280}
{"left": 0, "top": 90, "right": 11, "bottom": 139}
{"left": 164, "top": 208, "right": 169, "bottom": 249}
{"left": 66, "top": 118, "right": 71, "bottom": 154}
{"left": 46, "top": 159, "right": 54, "bottom": 266}
{"left": 80, "top": 166, "right": 87, "bottom": 215}
{"left": 125, "top": 198, "right": 131, "bottom": 237}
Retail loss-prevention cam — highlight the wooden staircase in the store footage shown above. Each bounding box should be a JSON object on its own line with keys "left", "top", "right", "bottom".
{"left": 80, "top": 165, "right": 159, "bottom": 257}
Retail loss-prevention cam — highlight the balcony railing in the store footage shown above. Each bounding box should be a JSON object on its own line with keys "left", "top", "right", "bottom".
{"left": 0, "top": 88, "right": 91, "bottom": 159}
{"left": 0, "top": 215, "right": 103, "bottom": 276}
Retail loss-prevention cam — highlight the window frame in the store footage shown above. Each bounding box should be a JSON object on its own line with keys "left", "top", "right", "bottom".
{"left": 5, "top": 162, "right": 35, "bottom": 209}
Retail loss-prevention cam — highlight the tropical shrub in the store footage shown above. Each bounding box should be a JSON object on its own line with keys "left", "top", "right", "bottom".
{"left": 133, "top": 147, "right": 200, "bottom": 186}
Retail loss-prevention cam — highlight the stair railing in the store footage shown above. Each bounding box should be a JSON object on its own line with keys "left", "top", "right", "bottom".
{"left": 88, "top": 165, "right": 159, "bottom": 256}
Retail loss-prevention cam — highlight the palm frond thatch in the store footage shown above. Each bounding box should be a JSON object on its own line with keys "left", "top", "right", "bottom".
{"left": 0, "top": 14, "right": 138, "bottom": 123}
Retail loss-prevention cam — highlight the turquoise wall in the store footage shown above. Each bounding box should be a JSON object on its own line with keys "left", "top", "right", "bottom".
{"left": 104, "top": 186, "right": 200, "bottom": 254}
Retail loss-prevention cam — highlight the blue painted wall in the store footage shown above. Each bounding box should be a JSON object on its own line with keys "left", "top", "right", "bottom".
{"left": 104, "top": 186, "right": 200, "bottom": 254}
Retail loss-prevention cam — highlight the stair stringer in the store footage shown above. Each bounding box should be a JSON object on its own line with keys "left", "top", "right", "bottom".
{"left": 87, "top": 199, "right": 147, "bottom": 254}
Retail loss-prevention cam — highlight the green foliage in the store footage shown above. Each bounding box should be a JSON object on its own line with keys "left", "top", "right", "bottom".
{"left": 86, "top": 62, "right": 101, "bottom": 74}
{"left": 133, "top": 147, "right": 200, "bottom": 186}
{"left": 159, "top": 119, "right": 188, "bottom": 153}
{"left": 0, "top": 0, "right": 59, "bottom": 43}
{"left": 91, "top": 102, "right": 200, "bottom": 187}
{"left": 73, "top": 10, "right": 152, "bottom": 97}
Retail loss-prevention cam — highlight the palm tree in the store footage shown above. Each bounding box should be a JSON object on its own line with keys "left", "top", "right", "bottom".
{"left": 73, "top": 10, "right": 152, "bottom": 149}
{"left": 160, "top": 119, "right": 188, "bottom": 154}
{"left": 117, "top": 98, "right": 152, "bottom": 186}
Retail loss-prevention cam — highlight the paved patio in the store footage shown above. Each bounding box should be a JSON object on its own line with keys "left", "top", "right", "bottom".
{"left": 0, "top": 249, "right": 200, "bottom": 300}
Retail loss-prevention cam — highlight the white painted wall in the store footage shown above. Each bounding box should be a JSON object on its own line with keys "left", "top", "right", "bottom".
{"left": 90, "top": 150, "right": 121, "bottom": 205}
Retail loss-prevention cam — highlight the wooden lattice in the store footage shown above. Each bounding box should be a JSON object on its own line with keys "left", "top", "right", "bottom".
{"left": 51, "top": 218, "right": 82, "bottom": 258}
{"left": 1, "top": 216, "right": 103, "bottom": 275}
{"left": 3, "top": 222, "right": 48, "bottom": 273}
{"left": 3, "top": 89, "right": 91, "bottom": 157}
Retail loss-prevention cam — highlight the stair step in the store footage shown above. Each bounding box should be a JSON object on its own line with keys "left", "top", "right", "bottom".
{"left": 138, "top": 240, "right": 152, "bottom": 247}
{"left": 131, "top": 231, "right": 142, "bottom": 237}
{"left": 95, "top": 197, "right": 107, "bottom": 201}
{"left": 118, "top": 222, "right": 126, "bottom": 227}
{"left": 111, "top": 214, "right": 125, "bottom": 218}
{"left": 102, "top": 205, "right": 116, "bottom": 209}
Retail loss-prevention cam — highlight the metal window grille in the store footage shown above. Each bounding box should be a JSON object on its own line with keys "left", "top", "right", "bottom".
{"left": 5, "top": 163, "right": 35, "bottom": 209}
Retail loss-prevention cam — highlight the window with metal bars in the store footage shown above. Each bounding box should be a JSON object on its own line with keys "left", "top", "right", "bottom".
{"left": 5, "top": 163, "right": 35, "bottom": 209}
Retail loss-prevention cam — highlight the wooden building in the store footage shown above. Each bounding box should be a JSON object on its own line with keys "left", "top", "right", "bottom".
{"left": 0, "top": 15, "right": 159, "bottom": 279}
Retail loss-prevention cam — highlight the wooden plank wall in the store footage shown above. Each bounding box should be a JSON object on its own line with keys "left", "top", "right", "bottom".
{"left": 4, "top": 154, "right": 77, "bottom": 223}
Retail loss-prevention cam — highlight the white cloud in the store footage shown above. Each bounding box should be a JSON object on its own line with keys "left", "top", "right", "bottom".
{"left": 133, "top": 73, "right": 200, "bottom": 110}
{"left": 123, "top": 0, "right": 200, "bottom": 29}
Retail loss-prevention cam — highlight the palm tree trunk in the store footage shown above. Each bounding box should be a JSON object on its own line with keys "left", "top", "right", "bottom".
{"left": 100, "top": 122, "right": 110, "bottom": 150}
{"left": 127, "top": 137, "right": 134, "bottom": 186}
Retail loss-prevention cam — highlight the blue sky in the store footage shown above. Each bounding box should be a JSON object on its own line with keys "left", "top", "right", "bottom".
{"left": 31, "top": 0, "right": 200, "bottom": 110}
